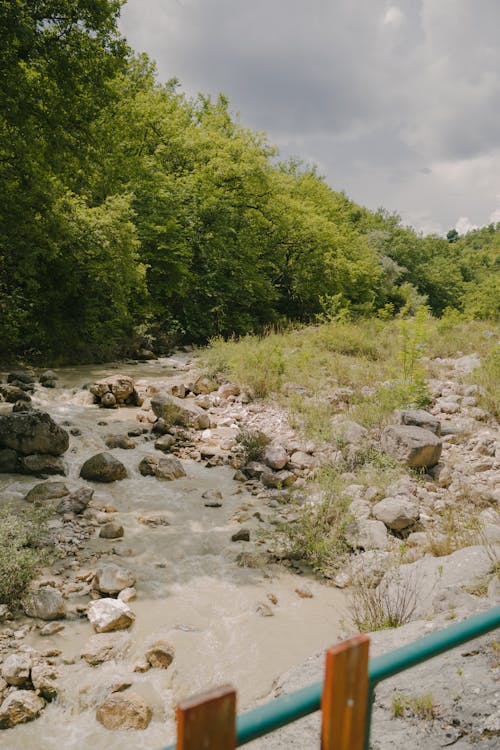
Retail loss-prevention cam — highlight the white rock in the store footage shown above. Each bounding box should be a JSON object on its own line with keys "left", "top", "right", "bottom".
{"left": 87, "top": 598, "right": 135, "bottom": 633}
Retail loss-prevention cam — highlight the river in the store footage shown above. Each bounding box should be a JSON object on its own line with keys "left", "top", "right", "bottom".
{"left": 0, "top": 357, "right": 346, "bottom": 749}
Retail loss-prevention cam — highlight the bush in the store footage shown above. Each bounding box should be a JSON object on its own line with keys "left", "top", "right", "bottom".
{"left": 349, "top": 566, "right": 417, "bottom": 631}
{"left": 235, "top": 429, "right": 271, "bottom": 462}
{"left": 0, "top": 504, "right": 50, "bottom": 612}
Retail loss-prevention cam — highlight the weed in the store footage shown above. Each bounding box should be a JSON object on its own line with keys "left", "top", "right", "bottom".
{"left": 425, "top": 506, "right": 482, "bottom": 556}
{"left": 235, "top": 429, "right": 271, "bottom": 462}
{"left": 272, "top": 467, "right": 351, "bottom": 578}
{"left": 391, "top": 692, "right": 437, "bottom": 720}
{"left": 470, "top": 343, "right": 500, "bottom": 418}
{"left": 349, "top": 566, "right": 417, "bottom": 632}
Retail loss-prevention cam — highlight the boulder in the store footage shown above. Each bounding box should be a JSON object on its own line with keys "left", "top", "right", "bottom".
{"left": 90, "top": 375, "right": 135, "bottom": 403}
{"left": 289, "top": 451, "right": 318, "bottom": 470}
{"left": 39, "top": 370, "right": 58, "bottom": 385}
{"left": 339, "top": 421, "right": 369, "bottom": 444}
{"left": 151, "top": 393, "right": 208, "bottom": 430}
{"left": 7, "top": 370, "right": 35, "bottom": 384}
{"left": 87, "top": 598, "right": 135, "bottom": 633}
{"left": 96, "top": 691, "right": 152, "bottom": 730}
{"left": 0, "top": 410, "right": 69, "bottom": 455}
{"left": 57, "top": 486, "right": 93, "bottom": 514}
{"left": 192, "top": 375, "right": 218, "bottom": 395}
{"left": 99, "top": 521, "right": 124, "bottom": 539}
{"left": 138, "top": 454, "right": 186, "bottom": 480}
{"left": 145, "top": 640, "right": 175, "bottom": 669}
{"left": 24, "top": 586, "right": 66, "bottom": 620}
{"left": 232, "top": 528, "right": 250, "bottom": 542}
{"left": 372, "top": 497, "right": 420, "bottom": 531}
{"left": 104, "top": 434, "right": 136, "bottom": 450}
{"left": 80, "top": 452, "right": 127, "bottom": 482}
{"left": 202, "top": 489, "right": 223, "bottom": 507}
{"left": 94, "top": 563, "right": 136, "bottom": 595}
{"left": 0, "top": 690, "right": 45, "bottom": 728}
{"left": 24, "top": 481, "right": 69, "bottom": 504}
{"left": 261, "top": 469, "right": 296, "bottom": 488}
{"left": 381, "top": 425, "right": 442, "bottom": 468}
{"left": 1, "top": 653, "right": 32, "bottom": 687}
{"left": 101, "top": 392, "right": 117, "bottom": 408}
{"left": 0, "top": 448, "right": 18, "bottom": 473}
{"left": 0, "top": 385, "right": 31, "bottom": 403}
{"left": 263, "top": 444, "right": 288, "bottom": 471}
{"left": 345, "top": 519, "right": 389, "bottom": 550}
{"left": 30, "top": 664, "right": 59, "bottom": 700}
{"left": 398, "top": 409, "right": 441, "bottom": 435}
{"left": 19, "top": 454, "right": 67, "bottom": 476}
{"left": 80, "top": 632, "right": 131, "bottom": 666}
{"left": 154, "top": 434, "right": 176, "bottom": 453}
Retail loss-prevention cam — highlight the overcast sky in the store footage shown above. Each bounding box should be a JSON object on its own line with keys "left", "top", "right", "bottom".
{"left": 119, "top": 0, "right": 500, "bottom": 236}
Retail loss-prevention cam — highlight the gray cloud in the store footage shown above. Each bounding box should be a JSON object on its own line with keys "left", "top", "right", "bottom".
{"left": 120, "top": 0, "right": 500, "bottom": 234}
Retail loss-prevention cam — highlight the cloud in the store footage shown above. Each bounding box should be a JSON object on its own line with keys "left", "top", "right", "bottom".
{"left": 119, "top": 0, "right": 500, "bottom": 234}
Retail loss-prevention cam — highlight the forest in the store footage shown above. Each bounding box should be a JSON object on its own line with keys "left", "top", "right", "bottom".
{"left": 1, "top": 0, "right": 499, "bottom": 364}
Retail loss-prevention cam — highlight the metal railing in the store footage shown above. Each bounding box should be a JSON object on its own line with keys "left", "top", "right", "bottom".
{"left": 162, "top": 604, "right": 500, "bottom": 749}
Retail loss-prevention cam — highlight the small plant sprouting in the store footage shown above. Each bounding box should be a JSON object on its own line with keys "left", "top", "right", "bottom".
{"left": 391, "top": 692, "right": 437, "bottom": 721}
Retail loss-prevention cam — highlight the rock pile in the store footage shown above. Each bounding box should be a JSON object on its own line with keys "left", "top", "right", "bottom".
{"left": 0, "top": 410, "right": 69, "bottom": 476}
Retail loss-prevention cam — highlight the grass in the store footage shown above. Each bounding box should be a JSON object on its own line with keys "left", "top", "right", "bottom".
{"left": 424, "top": 506, "right": 482, "bottom": 557}
{"left": 349, "top": 566, "right": 417, "bottom": 632}
{"left": 391, "top": 692, "right": 437, "bottom": 720}
{"left": 271, "top": 467, "right": 352, "bottom": 578}
{"left": 470, "top": 343, "right": 500, "bottom": 418}
{"left": 235, "top": 428, "right": 271, "bottom": 462}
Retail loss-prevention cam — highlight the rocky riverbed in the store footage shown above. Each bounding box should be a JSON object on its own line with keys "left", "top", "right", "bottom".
{"left": 0, "top": 348, "right": 498, "bottom": 748}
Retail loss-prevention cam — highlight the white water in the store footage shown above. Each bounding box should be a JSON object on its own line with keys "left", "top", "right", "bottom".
{"left": 0, "top": 359, "right": 346, "bottom": 749}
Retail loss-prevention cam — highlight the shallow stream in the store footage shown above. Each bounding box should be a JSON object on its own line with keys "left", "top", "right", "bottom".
{"left": 0, "top": 358, "right": 346, "bottom": 749}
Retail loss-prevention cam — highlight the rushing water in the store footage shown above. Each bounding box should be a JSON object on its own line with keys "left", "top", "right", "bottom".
{"left": 0, "top": 358, "right": 346, "bottom": 749}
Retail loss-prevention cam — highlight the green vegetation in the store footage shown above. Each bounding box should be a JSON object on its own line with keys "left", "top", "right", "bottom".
{"left": 391, "top": 692, "right": 437, "bottom": 720}
{"left": 272, "top": 468, "right": 351, "bottom": 578}
{"left": 0, "top": 504, "right": 50, "bottom": 611}
{"left": 235, "top": 429, "right": 271, "bottom": 462}
{"left": 0, "top": 3, "right": 499, "bottom": 364}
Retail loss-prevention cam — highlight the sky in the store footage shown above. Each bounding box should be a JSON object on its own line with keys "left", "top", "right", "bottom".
{"left": 119, "top": 0, "right": 500, "bottom": 236}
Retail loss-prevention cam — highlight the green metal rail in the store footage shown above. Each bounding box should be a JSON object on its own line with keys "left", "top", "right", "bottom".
{"left": 162, "top": 605, "right": 500, "bottom": 749}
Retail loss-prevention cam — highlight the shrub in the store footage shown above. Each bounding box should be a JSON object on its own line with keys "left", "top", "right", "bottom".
{"left": 471, "top": 344, "right": 500, "bottom": 418}
{"left": 349, "top": 566, "right": 417, "bottom": 632}
{"left": 235, "top": 429, "right": 271, "bottom": 462}
{"left": 0, "top": 504, "right": 50, "bottom": 612}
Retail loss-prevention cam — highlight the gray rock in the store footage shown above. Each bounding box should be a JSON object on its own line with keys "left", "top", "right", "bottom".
{"left": 263, "top": 444, "right": 289, "bottom": 470}
{"left": 0, "top": 447, "right": 18, "bottom": 472}
{"left": 19, "top": 454, "right": 67, "bottom": 476}
{"left": 145, "top": 640, "right": 175, "bottom": 669}
{"left": 80, "top": 632, "right": 131, "bottom": 666}
{"left": 24, "top": 481, "right": 69, "bottom": 504}
{"left": 57, "top": 486, "right": 93, "bottom": 514}
{"left": 0, "top": 410, "right": 69, "bottom": 455}
{"left": 90, "top": 375, "right": 135, "bottom": 403}
{"left": 104, "top": 433, "right": 136, "bottom": 449}
{"left": 8, "top": 370, "right": 35, "bottom": 384}
{"left": 30, "top": 664, "right": 59, "bottom": 700}
{"left": 39, "top": 370, "right": 58, "bottom": 384}
{"left": 232, "top": 528, "right": 250, "bottom": 542}
{"left": 0, "top": 690, "right": 45, "bottom": 728}
{"left": 202, "top": 489, "right": 223, "bottom": 507}
{"left": 289, "top": 451, "right": 318, "bottom": 470}
{"left": 94, "top": 563, "right": 136, "bottom": 595}
{"left": 340, "top": 420, "right": 369, "bottom": 444}
{"left": 381, "top": 425, "right": 442, "bottom": 468}
{"left": 345, "top": 519, "right": 389, "bottom": 550}
{"left": 139, "top": 454, "right": 186, "bottom": 480}
{"left": 87, "top": 598, "right": 135, "bottom": 633}
{"left": 372, "top": 497, "right": 420, "bottom": 531}
{"left": 80, "top": 452, "right": 127, "bottom": 482}
{"left": 398, "top": 409, "right": 441, "bottom": 435}
{"left": 24, "top": 586, "right": 66, "bottom": 620}
{"left": 0, "top": 385, "right": 31, "bottom": 403}
{"left": 1, "top": 653, "right": 32, "bottom": 687}
{"left": 154, "top": 434, "right": 176, "bottom": 452}
{"left": 192, "top": 375, "right": 218, "bottom": 395}
{"left": 99, "top": 521, "right": 124, "bottom": 539}
{"left": 96, "top": 691, "right": 151, "bottom": 730}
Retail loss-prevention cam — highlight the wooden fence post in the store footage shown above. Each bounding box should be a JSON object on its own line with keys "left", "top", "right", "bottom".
{"left": 176, "top": 684, "right": 237, "bottom": 750}
{"left": 321, "top": 635, "right": 370, "bottom": 750}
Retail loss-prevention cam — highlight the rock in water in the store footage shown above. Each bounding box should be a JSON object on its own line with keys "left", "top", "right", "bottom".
{"left": 145, "top": 641, "right": 175, "bottom": 669}
{"left": 87, "top": 598, "right": 135, "bottom": 633}
{"left": 381, "top": 425, "right": 442, "bottom": 468}
{"left": 0, "top": 410, "right": 69, "bottom": 455}
{"left": 1, "top": 653, "right": 32, "bottom": 687}
{"left": 99, "top": 521, "right": 124, "bottom": 539}
{"left": 96, "top": 691, "right": 152, "bottom": 730}
{"left": 0, "top": 690, "right": 45, "bottom": 728}
{"left": 80, "top": 452, "right": 127, "bottom": 482}
{"left": 19, "top": 454, "right": 67, "bottom": 476}
{"left": 94, "top": 563, "right": 136, "bottom": 595}
{"left": 24, "top": 482, "right": 69, "bottom": 504}
{"left": 24, "top": 586, "right": 66, "bottom": 620}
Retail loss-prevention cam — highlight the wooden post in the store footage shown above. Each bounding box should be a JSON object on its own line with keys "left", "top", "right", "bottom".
{"left": 176, "top": 684, "right": 236, "bottom": 750}
{"left": 321, "top": 635, "right": 370, "bottom": 750}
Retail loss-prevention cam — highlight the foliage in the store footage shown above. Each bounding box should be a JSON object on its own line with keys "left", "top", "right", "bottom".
{"left": 235, "top": 429, "right": 271, "bottom": 462}
{"left": 274, "top": 468, "right": 351, "bottom": 578}
{"left": 391, "top": 692, "right": 437, "bottom": 720}
{"left": 470, "top": 344, "right": 500, "bottom": 418}
{"left": 0, "top": 504, "right": 50, "bottom": 611}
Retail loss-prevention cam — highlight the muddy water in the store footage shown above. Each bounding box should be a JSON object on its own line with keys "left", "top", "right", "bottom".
{"left": 1, "top": 358, "right": 346, "bottom": 749}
